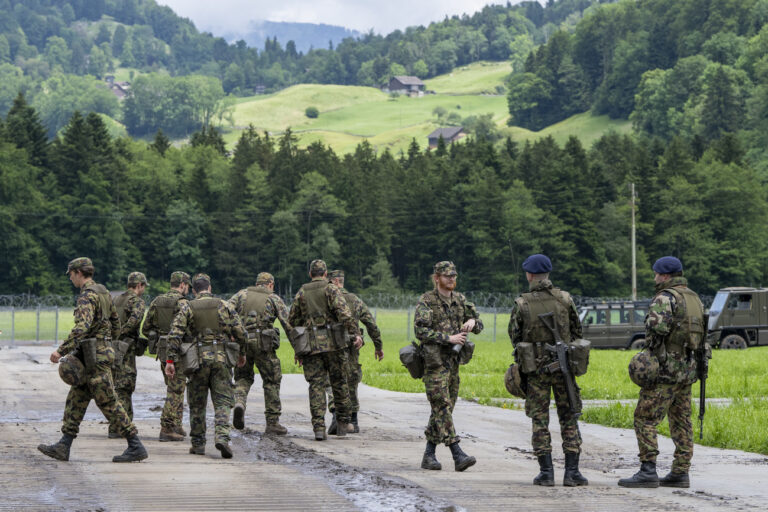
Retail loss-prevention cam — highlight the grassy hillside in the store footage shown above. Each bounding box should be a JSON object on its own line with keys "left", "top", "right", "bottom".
{"left": 225, "top": 62, "right": 632, "bottom": 154}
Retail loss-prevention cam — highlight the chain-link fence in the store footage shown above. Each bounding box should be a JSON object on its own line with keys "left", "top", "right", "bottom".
{"left": 0, "top": 306, "right": 72, "bottom": 346}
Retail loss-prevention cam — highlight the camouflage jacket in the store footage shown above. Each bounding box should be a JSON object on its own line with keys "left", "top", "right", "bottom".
{"left": 166, "top": 292, "right": 248, "bottom": 364}
{"left": 288, "top": 277, "right": 358, "bottom": 354}
{"left": 508, "top": 279, "right": 582, "bottom": 346}
{"left": 117, "top": 290, "right": 146, "bottom": 340}
{"left": 340, "top": 287, "right": 383, "bottom": 351}
{"left": 414, "top": 289, "right": 483, "bottom": 345}
{"left": 58, "top": 278, "right": 120, "bottom": 357}
{"left": 141, "top": 289, "right": 188, "bottom": 338}
{"left": 228, "top": 285, "right": 292, "bottom": 333}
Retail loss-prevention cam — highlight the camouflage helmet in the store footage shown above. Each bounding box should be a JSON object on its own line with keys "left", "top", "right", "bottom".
{"left": 309, "top": 259, "right": 327, "bottom": 274}
{"left": 328, "top": 269, "right": 344, "bottom": 280}
{"left": 256, "top": 272, "right": 274, "bottom": 285}
{"left": 628, "top": 350, "right": 660, "bottom": 389}
{"left": 58, "top": 355, "right": 85, "bottom": 387}
{"left": 504, "top": 363, "right": 527, "bottom": 398}
{"left": 170, "top": 271, "right": 191, "bottom": 286}
{"left": 65, "top": 257, "right": 94, "bottom": 275}
{"left": 433, "top": 261, "right": 457, "bottom": 276}
{"left": 127, "top": 271, "right": 147, "bottom": 286}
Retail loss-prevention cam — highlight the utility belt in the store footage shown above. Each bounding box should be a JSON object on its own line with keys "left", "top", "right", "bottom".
{"left": 316, "top": 322, "right": 352, "bottom": 351}
{"left": 79, "top": 337, "right": 112, "bottom": 370}
{"left": 515, "top": 339, "right": 591, "bottom": 376}
{"left": 178, "top": 337, "right": 240, "bottom": 376}
{"left": 245, "top": 327, "right": 280, "bottom": 355}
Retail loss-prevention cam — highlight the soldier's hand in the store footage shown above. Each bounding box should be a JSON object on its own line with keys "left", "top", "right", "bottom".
{"left": 50, "top": 351, "right": 62, "bottom": 363}
{"left": 237, "top": 354, "right": 246, "bottom": 367}
{"left": 375, "top": 350, "right": 384, "bottom": 361}
{"left": 353, "top": 335, "right": 363, "bottom": 349}
{"left": 448, "top": 332, "right": 467, "bottom": 345}
{"left": 165, "top": 362, "right": 176, "bottom": 379}
{"left": 461, "top": 319, "right": 476, "bottom": 333}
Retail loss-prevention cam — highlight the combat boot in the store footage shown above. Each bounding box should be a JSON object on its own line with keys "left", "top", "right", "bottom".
{"left": 107, "top": 431, "right": 121, "bottom": 439}
{"left": 420, "top": 441, "right": 442, "bottom": 470}
{"left": 189, "top": 444, "right": 205, "bottom": 455}
{"left": 351, "top": 412, "right": 360, "bottom": 433}
{"left": 327, "top": 413, "right": 338, "bottom": 435}
{"left": 314, "top": 429, "right": 327, "bottom": 441}
{"left": 174, "top": 425, "right": 187, "bottom": 437}
{"left": 112, "top": 435, "right": 148, "bottom": 463}
{"left": 563, "top": 452, "right": 589, "bottom": 486}
{"left": 215, "top": 441, "right": 233, "bottom": 459}
{"left": 37, "top": 434, "right": 74, "bottom": 461}
{"left": 660, "top": 470, "right": 690, "bottom": 488}
{"left": 618, "top": 461, "right": 659, "bottom": 488}
{"left": 233, "top": 403, "right": 245, "bottom": 430}
{"left": 449, "top": 442, "right": 476, "bottom": 472}
{"left": 159, "top": 426, "right": 184, "bottom": 442}
{"left": 336, "top": 421, "right": 354, "bottom": 437}
{"left": 265, "top": 420, "right": 288, "bottom": 436}
{"left": 533, "top": 454, "right": 555, "bottom": 486}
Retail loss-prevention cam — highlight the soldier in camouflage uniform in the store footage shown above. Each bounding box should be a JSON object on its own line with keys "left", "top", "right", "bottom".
{"left": 619, "top": 256, "right": 704, "bottom": 489}
{"left": 38, "top": 257, "right": 148, "bottom": 463}
{"left": 288, "top": 260, "right": 362, "bottom": 441}
{"left": 229, "top": 272, "right": 292, "bottom": 435}
{"left": 165, "top": 274, "right": 248, "bottom": 459}
{"left": 142, "top": 271, "right": 191, "bottom": 442}
{"left": 108, "top": 272, "right": 147, "bottom": 438}
{"left": 325, "top": 269, "right": 384, "bottom": 434}
{"left": 414, "top": 261, "right": 482, "bottom": 472}
{"left": 508, "top": 254, "right": 587, "bottom": 486}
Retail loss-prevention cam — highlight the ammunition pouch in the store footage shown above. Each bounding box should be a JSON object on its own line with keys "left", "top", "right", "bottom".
{"left": 458, "top": 340, "right": 475, "bottom": 365}
{"left": 224, "top": 341, "right": 241, "bottom": 368}
{"left": 80, "top": 337, "right": 102, "bottom": 370}
{"left": 147, "top": 331, "right": 159, "bottom": 355}
{"left": 179, "top": 342, "right": 199, "bottom": 376}
{"left": 567, "top": 338, "right": 591, "bottom": 376}
{"left": 111, "top": 338, "right": 132, "bottom": 368}
{"left": 329, "top": 323, "right": 350, "bottom": 350}
{"left": 246, "top": 328, "right": 280, "bottom": 356}
{"left": 288, "top": 327, "right": 311, "bottom": 357}
{"left": 399, "top": 341, "right": 424, "bottom": 379}
{"left": 135, "top": 337, "right": 149, "bottom": 357}
{"left": 156, "top": 335, "right": 170, "bottom": 362}
{"left": 514, "top": 342, "right": 538, "bottom": 374}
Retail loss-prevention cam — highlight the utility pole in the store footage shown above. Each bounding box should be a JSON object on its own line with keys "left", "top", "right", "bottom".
{"left": 631, "top": 183, "right": 637, "bottom": 301}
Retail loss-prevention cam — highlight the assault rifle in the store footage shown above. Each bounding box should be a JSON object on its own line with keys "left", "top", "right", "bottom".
{"left": 697, "top": 346, "right": 710, "bottom": 439}
{"left": 538, "top": 312, "right": 581, "bottom": 418}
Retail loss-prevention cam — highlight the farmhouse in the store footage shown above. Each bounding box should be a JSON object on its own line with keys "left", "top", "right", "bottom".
{"left": 387, "top": 76, "right": 425, "bottom": 96}
{"left": 428, "top": 126, "right": 465, "bottom": 148}
{"left": 105, "top": 76, "right": 131, "bottom": 100}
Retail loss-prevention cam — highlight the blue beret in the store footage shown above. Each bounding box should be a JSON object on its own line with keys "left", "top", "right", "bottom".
{"left": 652, "top": 256, "right": 683, "bottom": 274}
{"left": 522, "top": 254, "right": 552, "bottom": 274}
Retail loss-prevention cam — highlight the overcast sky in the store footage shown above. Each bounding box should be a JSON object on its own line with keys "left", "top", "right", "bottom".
{"left": 156, "top": 0, "right": 523, "bottom": 36}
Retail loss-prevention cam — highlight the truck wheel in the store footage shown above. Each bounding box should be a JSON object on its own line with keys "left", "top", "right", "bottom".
{"left": 720, "top": 334, "right": 747, "bottom": 349}
{"left": 630, "top": 338, "right": 646, "bottom": 350}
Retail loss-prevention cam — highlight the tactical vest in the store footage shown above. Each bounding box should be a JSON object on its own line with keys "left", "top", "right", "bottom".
{"left": 517, "top": 287, "right": 572, "bottom": 345}
{"left": 342, "top": 291, "right": 359, "bottom": 324}
{"left": 244, "top": 287, "right": 270, "bottom": 329}
{"left": 422, "top": 290, "right": 466, "bottom": 333}
{"left": 661, "top": 286, "right": 704, "bottom": 353}
{"left": 303, "top": 280, "right": 332, "bottom": 327}
{"left": 188, "top": 296, "right": 224, "bottom": 339}
{"left": 154, "top": 294, "right": 180, "bottom": 334}
{"left": 83, "top": 282, "right": 112, "bottom": 336}
{"left": 114, "top": 292, "right": 132, "bottom": 326}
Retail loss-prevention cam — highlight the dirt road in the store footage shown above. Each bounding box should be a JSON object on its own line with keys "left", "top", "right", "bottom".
{"left": 1, "top": 345, "right": 766, "bottom": 512}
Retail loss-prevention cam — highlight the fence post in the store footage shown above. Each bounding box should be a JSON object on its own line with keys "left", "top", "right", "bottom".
{"left": 493, "top": 309, "right": 497, "bottom": 343}
{"left": 406, "top": 307, "right": 411, "bottom": 341}
{"left": 373, "top": 308, "right": 377, "bottom": 322}
{"left": 11, "top": 307, "right": 15, "bottom": 347}
{"left": 36, "top": 305, "right": 41, "bottom": 343}
{"left": 55, "top": 306, "right": 59, "bottom": 345}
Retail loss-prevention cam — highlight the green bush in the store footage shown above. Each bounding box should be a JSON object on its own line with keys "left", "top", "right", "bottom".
{"left": 305, "top": 106, "right": 319, "bottom": 118}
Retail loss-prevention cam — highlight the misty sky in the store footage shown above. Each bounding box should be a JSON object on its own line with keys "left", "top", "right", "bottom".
{"left": 156, "top": 0, "right": 523, "bottom": 35}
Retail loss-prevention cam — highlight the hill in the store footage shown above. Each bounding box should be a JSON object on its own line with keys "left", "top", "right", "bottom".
{"left": 219, "top": 20, "right": 361, "bottom": 53}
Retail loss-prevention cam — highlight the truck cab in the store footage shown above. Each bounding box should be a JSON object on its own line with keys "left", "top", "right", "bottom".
{"left": 707, "top": 287, "right": 768, "bottom": 349}
{"left": 579, "top": 301, "right": 650, "bottom": 349}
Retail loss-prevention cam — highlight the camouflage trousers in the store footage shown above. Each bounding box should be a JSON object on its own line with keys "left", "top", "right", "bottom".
{"left": 302, "top": 350, "right": 351, "bottom": 430}
{"left": 62, "top": 344, "right": 137, "bottom": 438}
{"left": 423, "top": 363, "right": 460, "bottom": 446}
{"left": 187, "top": 361, "right": 234, "bottom": 447}
{"left": 326, "top": 345, "right": 361, "bottom": 413}
{"left": 524, "top": 371, "right": 582, "bottom": 456}
{"left": 160, "top": 361, "right": 186, "bottom": 430}
{"left": 634, "top": 382, "right": 693, "bottom": 473}
{"left": 109, "top": 354, "right": 137, "bottom": 434}
{"left": 234, "top": 348, "right": 283, "bottom": 422}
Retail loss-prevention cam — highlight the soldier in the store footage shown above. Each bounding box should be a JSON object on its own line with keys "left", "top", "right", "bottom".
{"left": 165, "top": 273, "right": 248, "bottom": 458}
{"left": 141, "top": 271, "right": 191, "bottom": 442}
{"left": 325, "top": 269, "right": 384, "bottom": 435}
{"left": 38, "top": 257, "right": 148, "bottom": 463}
{"left": 619, "top": 256, "right": 704, "bottom": 489}
{"left": 415, "top": 261, "right": 482, "bottom": 472}
{"left": 508, "top": 254, "right": 587, "bottom": 486}
{"left": 108, "top": 271, "right": 147, "bottom": 439}
{"left": 229, "top": 272, "right": 292, "bottom": 435}
{"left": 288, "top": 259, "right": 362, "bottom": 441}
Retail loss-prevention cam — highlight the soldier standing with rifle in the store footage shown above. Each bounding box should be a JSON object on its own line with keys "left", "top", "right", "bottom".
{"left": 508, "top": 254, "right": 587, "bottom": 486}
{"left": 619, "top": 256, "right": 706, "bottom": 489}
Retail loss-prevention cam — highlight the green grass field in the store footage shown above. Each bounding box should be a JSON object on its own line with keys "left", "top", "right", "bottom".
{"left": 423, "top": 61, "right": 512, "bottom": 95}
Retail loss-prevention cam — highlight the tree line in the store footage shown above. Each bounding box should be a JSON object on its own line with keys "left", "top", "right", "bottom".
{"left": 2, "top": 94, "right": 766, "bottom": 299}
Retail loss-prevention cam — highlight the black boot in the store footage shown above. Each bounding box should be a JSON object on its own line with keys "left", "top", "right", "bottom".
{"left": 112, "top": 435, "right": 148, "bottom": 463}
{"left": 563, "top": 452, "right": 589, "bottom": 486}
{"left": 660, "top": 470, "right": 689, "bottom": 488}
{"left": 232, "top": 403, "right": 245, "bottom": 430}
{"left": 38, "top": 434, "right": 74, "bottom": 461}
{"left": 327, "top": 413, "right": 338, "bottom": 435}
{"left": 351, "top": 412, "right": 359, "bottom": 433}
{"left": 421, "top": 441, "right": 442, "bottom": 470}
{"left": 449, "top": 441, "right": 476, "bottom": 472}
{"left": 618, "top": 461, "right": 659, "bottom": 488}
{"left": 533, "top": 454, "right": 555, "bottom": 486}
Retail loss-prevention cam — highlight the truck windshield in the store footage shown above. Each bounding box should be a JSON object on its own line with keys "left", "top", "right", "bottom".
{"left": 708, "top": 291, "right": 729, "bottom": 331}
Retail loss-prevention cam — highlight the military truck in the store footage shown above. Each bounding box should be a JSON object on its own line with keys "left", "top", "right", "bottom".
{"left": 579, "top": 301, "right": 650, "bottom": 349}
{"left": 707, "top": 287, "right": 768, "bottom": 349}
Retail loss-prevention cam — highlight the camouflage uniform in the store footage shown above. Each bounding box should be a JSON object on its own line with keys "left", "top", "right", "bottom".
{"left": 325, "top": 285, "right": 383, "bottom": 414}
{"left": 167, "top": 286, "right": 247, "bottom": 449}
{"left": 634, "top": 276, "right": 702, "bottom": 474}
{"left": 109, "top": 277, "right": 146, "bottom": 435}
{"left": 142, "top": 282, "right": 189, "bottom": 432}
{"left": 508, "top": 278, "right": 583, "bottom": 456}
{"left": 229, "top": 276, "right": 292, "bottom": 424}
{"left": 288, "top": 263, "right": 358, "bottom": 432}
{"left": 57, "top": 277, "right": 137, "bottom": 439}
{"left": 414, "top": 285, "right": 483, "bottom": 446}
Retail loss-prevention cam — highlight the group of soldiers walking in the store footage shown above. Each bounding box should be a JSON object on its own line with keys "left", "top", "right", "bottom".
{"left": 38, "top": 252, "right": 705, "bottom": 490}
